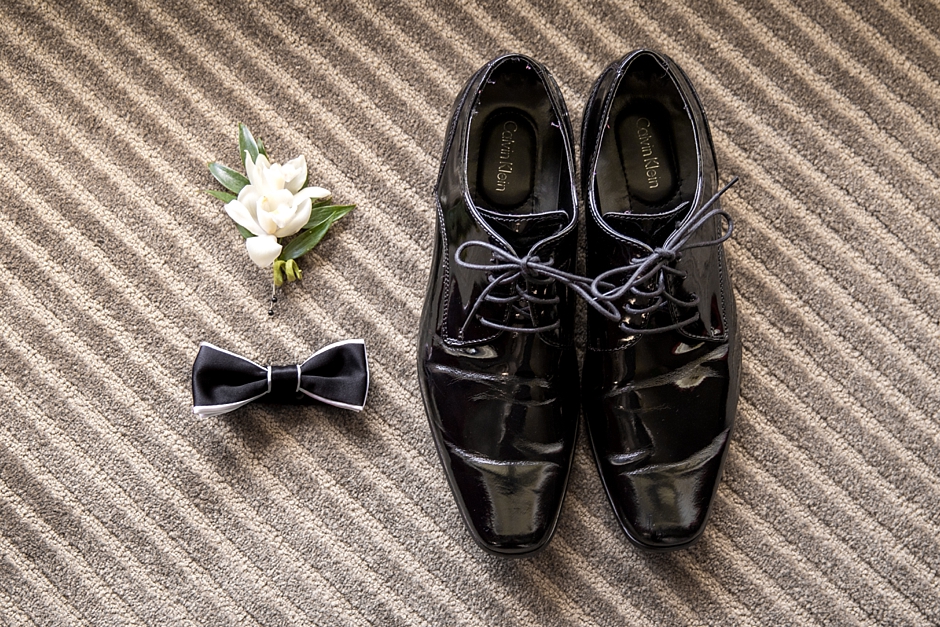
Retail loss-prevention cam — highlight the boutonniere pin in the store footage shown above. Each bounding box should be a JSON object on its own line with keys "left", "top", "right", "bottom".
{"left": 206, "top": 124, "right": 355, "bottom": 314}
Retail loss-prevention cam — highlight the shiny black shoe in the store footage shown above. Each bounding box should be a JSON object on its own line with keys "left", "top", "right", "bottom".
{"left": 417, "top": 54, "right": 580, "bottom": 556}
{"left": 580, "top": 50, "right": 741, "bottom": 550}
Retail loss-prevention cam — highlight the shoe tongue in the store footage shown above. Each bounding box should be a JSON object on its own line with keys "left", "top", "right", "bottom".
{"left": 477, "top": 207, "right": 569, "bottom": 253}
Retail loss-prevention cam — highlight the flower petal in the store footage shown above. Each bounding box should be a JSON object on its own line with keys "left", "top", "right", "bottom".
{"left": 246, "top": 153, "right": 270, "bottom": 187}
{"left": 265, "top": 163, "right": 286, "bottom": 191}
{"left": 224, "top": 200, "right": 265, "bottom": 236}
{"left": 283, "top": 155, "right": 307, "bottom": 194}
{"left": 245, "top": 154, "right": 258, "bottom": 186}
{"left": 293, "top": 186, "right": 331, "bottom": 203}
{"left": 276, "top": 197, "right": 312, "bottom": 237}
{"left": 256, "top": 201, "right": 279, "bottom": 235}
{"left": 245, "top": 234, "right": 282, "bottom": 268}
{"left": 237, "top": 185, "right": 261, "bottom": 218}
{"left": 263, "top": 190, "right": 295, "bottom": 229}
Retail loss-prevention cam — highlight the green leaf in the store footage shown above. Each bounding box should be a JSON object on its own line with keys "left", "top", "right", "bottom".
{"left": 311, "top": 196, "right": 333, "bottom": 208}
{"left": 203, "top": 189, "right": 236, "bottom": 202}
{"left": 280, "top": 219, "right": 332, "bottom": 260}
{"left": 238, "top": 123, "right": 260, "bottom": 166}
{"left": 235, "top": 224, "right": 255, "bottom": 238}
{"left": 256, "top": 135, "right": 267, "bottom": 157}
{"left": 303, "top": 204, "right": 355, "bottom": 230}
{"left": 208, "top": 162, "right": 249, "bottom": 194}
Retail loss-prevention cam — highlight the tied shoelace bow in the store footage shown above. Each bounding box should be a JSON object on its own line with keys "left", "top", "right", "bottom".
{"left": 454, "top": 178, "right": 737, "bottom": 337}
{"left": 454, "top": 240, "right": 596, "bottom": 336}
{"left": 588, "top": 177, "right": 738, "bottom": 334}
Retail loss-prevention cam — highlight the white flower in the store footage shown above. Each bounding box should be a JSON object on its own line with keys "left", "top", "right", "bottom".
{"left": 224, "top": 152, "right": 330, "bottom": 267}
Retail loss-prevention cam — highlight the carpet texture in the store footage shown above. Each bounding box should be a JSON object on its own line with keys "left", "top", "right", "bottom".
{"left": 1, "top": 0, "right": 939, "bottom": 625}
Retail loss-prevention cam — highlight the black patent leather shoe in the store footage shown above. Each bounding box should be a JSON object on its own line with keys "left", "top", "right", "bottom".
{"left": 580, "top": 50, "right": 741, "bottom": 550}
{"left": 417, "top": 54, "right": 579, "bottom": 556}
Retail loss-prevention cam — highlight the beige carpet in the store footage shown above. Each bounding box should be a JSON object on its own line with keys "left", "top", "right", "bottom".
{"left": 1, "top": 0, "right": 939, "bottom": 625}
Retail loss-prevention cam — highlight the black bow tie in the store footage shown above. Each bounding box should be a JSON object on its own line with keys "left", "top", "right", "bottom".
{"left": 191, "top": 340, "right": 369, "bottom": 417}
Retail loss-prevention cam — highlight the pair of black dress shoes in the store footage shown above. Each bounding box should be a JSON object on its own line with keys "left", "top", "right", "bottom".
{"left": 417, "top": 50, "right": 741, "bottom": 556}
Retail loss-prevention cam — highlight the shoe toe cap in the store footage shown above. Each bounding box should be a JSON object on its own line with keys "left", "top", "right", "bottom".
{"left": 607, "top": 429, "right": 730, "bottom": 550}
{"left": 447, "top": 446, "right": 565, "bottom": 555}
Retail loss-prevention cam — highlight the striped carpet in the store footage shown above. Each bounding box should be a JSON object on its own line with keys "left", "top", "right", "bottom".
{"left": 1, "top": 0, "right": 938, "bottom": 625}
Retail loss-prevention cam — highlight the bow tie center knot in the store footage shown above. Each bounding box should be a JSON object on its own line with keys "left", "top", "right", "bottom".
{"left": 269, "top": 364, "right": 302, "bottom": 398}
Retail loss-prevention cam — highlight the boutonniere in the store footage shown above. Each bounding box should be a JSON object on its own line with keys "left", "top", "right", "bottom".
{"left": 206, "top": 124, "right": 355, "bottom": 313}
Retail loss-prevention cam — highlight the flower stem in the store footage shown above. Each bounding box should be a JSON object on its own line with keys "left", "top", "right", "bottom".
{"left": 268, "top": 283, "right": 278, "bottom": 316}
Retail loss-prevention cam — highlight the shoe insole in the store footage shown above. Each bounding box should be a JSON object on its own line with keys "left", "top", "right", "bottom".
{"left": 615, "top": 103, "right": 678, "bottom": 209}
{"left": 477, "top": 109, "right": 537, "bottom": 211}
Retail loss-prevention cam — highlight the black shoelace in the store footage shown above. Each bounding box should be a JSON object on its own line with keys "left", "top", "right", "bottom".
{"left": 454, "top": 241, "right": 596, "bottom": 336}
{"left": 454, "top": 178, "right": 737, "bottom": 337}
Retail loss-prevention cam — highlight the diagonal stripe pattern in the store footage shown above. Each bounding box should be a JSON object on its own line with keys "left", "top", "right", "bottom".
{"left": 0, "top": 0, "right": 938, "bottom": 625}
